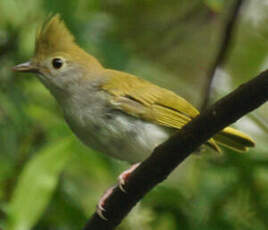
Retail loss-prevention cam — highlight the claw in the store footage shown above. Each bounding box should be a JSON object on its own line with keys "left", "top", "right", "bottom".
{"left": 96, "top": 163, "right": 141, "bottom": 220}
{"left": 118, "top": 163, "right": 140, "bottom": 193}
{"left": 97, "top": 207, "right": 108, "bottom": 221}
{"left": 96, "top": 186, "right": 116, "bottom": 221}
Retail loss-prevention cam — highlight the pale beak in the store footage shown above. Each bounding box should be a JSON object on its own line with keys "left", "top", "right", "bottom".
{"left": 12, "top": 61, "right": 39, "bottom": 73}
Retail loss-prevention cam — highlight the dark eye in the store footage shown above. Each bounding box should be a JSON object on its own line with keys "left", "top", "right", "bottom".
{"left": 52, "top": 58, "right": 63, "bottom": 69}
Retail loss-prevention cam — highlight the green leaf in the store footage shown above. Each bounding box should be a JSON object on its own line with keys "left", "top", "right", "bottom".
{"left": 6, "top": 139, "right": 72, "bottom": 230}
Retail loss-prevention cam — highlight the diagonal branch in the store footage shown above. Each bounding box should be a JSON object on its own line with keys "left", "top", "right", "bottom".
{"left": 201, "top": 0, "right": 245, "bottom": 110}
{"left": 83, "top": 70, "right": 268, "bottom": 230}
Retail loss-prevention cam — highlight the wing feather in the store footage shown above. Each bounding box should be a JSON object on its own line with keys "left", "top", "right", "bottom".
{"left": 101, "top": 70, "right": 255, "bottom": 153}
{"left": 102, "top": 70, "right": 199, "bottom": 123}
{"left": 102, "top": 70, "right": 220, "bottom": 151}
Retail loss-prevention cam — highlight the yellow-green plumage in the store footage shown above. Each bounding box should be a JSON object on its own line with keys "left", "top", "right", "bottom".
{"left": 14, "top": 15, "right": 255, "bottom": 163}
{"left": 102, "top": 70, "right": 254, "bottom": 152}
{"left": 34, "top": 14, "right": 101, "bottom": 70}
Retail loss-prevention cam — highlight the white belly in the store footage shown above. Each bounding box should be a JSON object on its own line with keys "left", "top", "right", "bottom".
{"left": 63, "top": 97, "right": 170, "bottom": 163}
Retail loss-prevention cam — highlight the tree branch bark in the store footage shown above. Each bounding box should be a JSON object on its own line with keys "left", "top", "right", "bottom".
{"left": 201, "top": 0, "right": 245, "bottom": 110}
{"left": 83, "top": 70, "right": 268, "bottom": 230}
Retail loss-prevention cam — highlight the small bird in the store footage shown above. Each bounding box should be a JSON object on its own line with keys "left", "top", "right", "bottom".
{"left": 13, "top": 15, "right": 255, "bottom": 218}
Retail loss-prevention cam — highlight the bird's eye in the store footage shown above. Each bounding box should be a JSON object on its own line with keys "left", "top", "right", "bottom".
{"left": 52, "top": 58, "right": 63, "bottom": 69}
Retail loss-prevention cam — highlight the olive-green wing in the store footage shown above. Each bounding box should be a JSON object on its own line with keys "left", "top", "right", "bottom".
{"left": 102, "top": 70, "right": 220, "bottom": 151}
{"left": 102, "top": 70, "right": 198, "bottom": 126}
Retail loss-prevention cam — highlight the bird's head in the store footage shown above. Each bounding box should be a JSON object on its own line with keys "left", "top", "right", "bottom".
{"left": 13, "top": 14, "right": 102, "bottom": 91}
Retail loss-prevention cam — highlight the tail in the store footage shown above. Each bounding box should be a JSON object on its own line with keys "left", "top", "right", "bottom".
{"left": 213, "top": 127, "right": 255, "bottom": 152}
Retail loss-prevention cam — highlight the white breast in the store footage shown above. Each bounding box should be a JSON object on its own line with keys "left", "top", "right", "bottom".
{"left": 61, "top": 89, "right": 170, "bottom": 163}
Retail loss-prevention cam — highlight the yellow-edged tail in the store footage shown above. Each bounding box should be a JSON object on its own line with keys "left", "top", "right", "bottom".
{"left": 213, "top": 127, "right": 255, "bottom": 152}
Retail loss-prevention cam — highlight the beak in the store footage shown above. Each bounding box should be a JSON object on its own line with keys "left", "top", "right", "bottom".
{"left": 12, "top": 61, "right": 39, "bottom": 73}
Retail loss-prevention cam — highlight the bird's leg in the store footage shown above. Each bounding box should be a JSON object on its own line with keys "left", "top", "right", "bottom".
{"left": 118, "top": 163, "right": 140, "bottom": 192}
{"left": 96, "top": 163, "right": 140, "bottom": 220}
{"left": 97, "top": 185, "right": 116, "bottom": 221}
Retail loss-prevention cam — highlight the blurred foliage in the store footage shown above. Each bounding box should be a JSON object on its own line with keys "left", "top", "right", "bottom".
{"left": 0, "top": 0, "right": 267, "bottom": 229}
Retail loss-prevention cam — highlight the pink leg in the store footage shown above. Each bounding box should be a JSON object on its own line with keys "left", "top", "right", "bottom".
{"left": 97, "top": 185, "right": 116, "bottom": 221}
{"left": 96, "top": 163, "right": 140, "bottom": 220}
{"left": 118, "top": 163, "right": 140, "bottom": 192}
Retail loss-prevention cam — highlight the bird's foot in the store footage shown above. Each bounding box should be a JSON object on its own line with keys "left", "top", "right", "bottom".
{"left": 118, "top": 163, "right": 140, "bottom": 193}
{"left": 96, "top": 185, "right": 116, "bottom": 221}
{"left": 96, "top": 163, "right": 140, "bottom": 220}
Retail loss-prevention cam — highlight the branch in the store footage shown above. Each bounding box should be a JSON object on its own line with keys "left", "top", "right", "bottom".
{"left": 201, "top": 0, "right": 245, "bottom": 110}
{"left": 83, "top": 70, "right": 268, "bottom": 230}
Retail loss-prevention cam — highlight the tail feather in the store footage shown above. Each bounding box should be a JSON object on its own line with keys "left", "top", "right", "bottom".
{"left": 214, "top": 127, "right": 255, "bottom": 152}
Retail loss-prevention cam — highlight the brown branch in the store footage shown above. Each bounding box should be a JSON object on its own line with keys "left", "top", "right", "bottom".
{"left": 83, "top": 70, "right": 268, "bottom": 230}
{"left": 201, "top": 0, "right": 245, "bottom": 110}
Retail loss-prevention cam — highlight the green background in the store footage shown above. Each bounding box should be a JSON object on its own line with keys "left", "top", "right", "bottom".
{"left": 0, "top": 0, "right": 268, "bottom": 229}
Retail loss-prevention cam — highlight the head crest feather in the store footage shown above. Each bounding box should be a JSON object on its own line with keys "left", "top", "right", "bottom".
{"left": 35, "top": 14, "right": 79, "bottom": 58}
{"left": 33, "top": 14, "right": 102, "bottom": 69}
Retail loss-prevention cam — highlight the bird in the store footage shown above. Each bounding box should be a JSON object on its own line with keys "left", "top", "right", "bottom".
{"left": 13, "top": 14, "right": 255, "bottom": 219}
